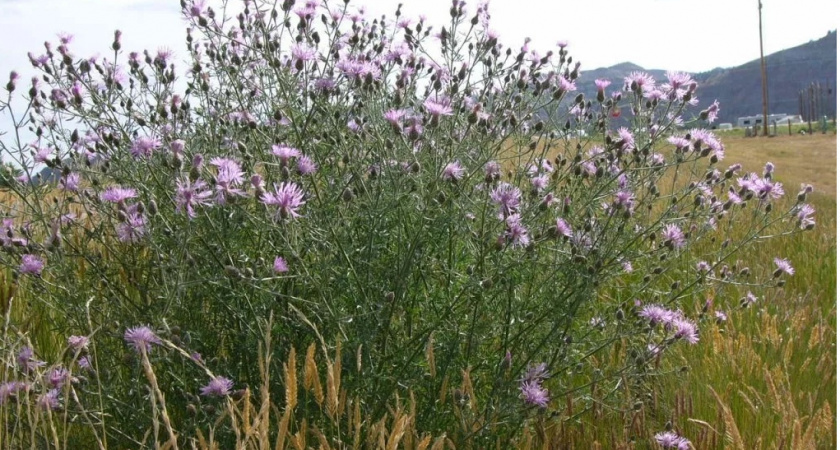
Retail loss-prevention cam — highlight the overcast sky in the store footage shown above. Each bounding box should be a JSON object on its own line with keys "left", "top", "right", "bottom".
{"left": 0, "top": 0, "right": 836, "bottom": 79}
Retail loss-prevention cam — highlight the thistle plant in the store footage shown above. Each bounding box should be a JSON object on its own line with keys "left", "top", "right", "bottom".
{"left": 0, "top": 0, "right": 816, "bottom": 447}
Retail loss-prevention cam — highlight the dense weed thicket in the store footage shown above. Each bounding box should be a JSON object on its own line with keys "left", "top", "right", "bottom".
{"left": 0, "top": 0, "right": 816, "bottom": 447}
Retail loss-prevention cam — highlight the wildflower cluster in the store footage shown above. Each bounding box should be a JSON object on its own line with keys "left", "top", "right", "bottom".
{"left": 0, "top": 0, "right": 813, "bottom": 446}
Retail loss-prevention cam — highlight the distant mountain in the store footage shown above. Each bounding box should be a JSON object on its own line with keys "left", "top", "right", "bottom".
{"left": 574, "top": 30, "right": 837, "bottom": 125}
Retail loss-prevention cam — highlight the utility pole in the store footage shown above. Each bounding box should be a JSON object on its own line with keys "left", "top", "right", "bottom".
{"left": 758, "top": 0, "right": 770, "bottom": 136}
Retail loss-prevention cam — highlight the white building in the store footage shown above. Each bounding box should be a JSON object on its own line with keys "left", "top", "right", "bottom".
{"left": 736, "top": 114, "right": 791, "bottom": 128}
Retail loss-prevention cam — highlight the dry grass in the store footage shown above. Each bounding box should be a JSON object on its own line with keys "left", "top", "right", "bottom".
{"left": 719, "top": 133, "right": 836, "bottom": 196}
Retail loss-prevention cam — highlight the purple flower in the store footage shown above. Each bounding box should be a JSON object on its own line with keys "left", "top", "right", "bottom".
{"left": 504, "top": 214, "right": 530, "bottom": 248}
{"left": 261, "top": 182, "right": 306, "bottom": 220}
{"left": 210, "top": 157, "right": 246, "bottom": 204}
{"left": 556, "top": 76, "right": 576, "bottom": 92}
{"left": 616, "top": 127, "right": 635, "bottom": 151}
{"left": 116, "top": 207, "right": 146, "bottom": 243}
{"left": 489, "top": 183, "right": 521, "bottom": 218}
{"left": 705, "top": 99, "right": 720, "bottom": 123}
{"left": 176, "top": 178, "right": 213, "bottom": 218}
{"left": 290, "top": 43, "right": 317, "bottom": 68}
{"left": 624, "top": 71, "right": 655, "bottom": 92}
{"left": 273, "top": 257, "right": 289, "bottom": 273}
{"left": 200, "top": 376, "right": 234, "bottom": 397}
{"left": 0, "top": 382, "right": 27, "bottom": 405}
{"left": 271, "top": 145, "right": 301, "bottom": 166}
{"left": 383, "top": 109, "right": 406, "bottom": 127}
{"left": 47, "top": 367, "right": 71, "bottom": 388}
{"left": 20, "top": 254, "right": 44, "bottom": 275}
{"left": 667, "top": 136, "right": 691, "bottom": 150}
{"left": 521, "top": 363, "right": 549, "bottom": 383}
{"left": 554, "top": 218, "right": 572, "bottom": 238}
{"left": 530, "top": 174, "right": 549, "bottom": 192}
{"left": 594, "top": 79, "right": 611, "bottom": 90}
{"left": 662, "top": 224, "right": 686, "bottom": 249}
{"left": 170, "top": 139, "right": 186, "bottom": 156}
{"left": 654, "top": 431, "right": 692, "bottom": 449}
{"left": 423, "top": 97, "right": 453, "bottom": 117}
{"left": 297, "top": 155, "right": 318, "bottom": 176}
{"left": 773, "top": 258, "right": 794, "bottom": 277}
{"left": 639, "top": 305, "right": 673, "bottom": 326}
{"left": 795, "top": 204, "right": 816, "bottom": 229}
{"left": 78, "top": 356, "right": 92, "bottom": 371}
{"left": 130, "top": 136, "right": 161, "bottom": 158}
{"left": 59, "top": 173, "right": 81, "bottom": 192}
{"left": 484, "top": 161, "right": 501, "bottom": 181}
{"left": 744, "top": 291, "right": 758, "bottom": 305}
{"left": 672, "top": 318, "right": 699, "bottom": 344}
{"left": 442, "top": 161, "right": 465, "bottom": 181}
{"left": 519, "top": 380, "right": 549, "bottom": 408}
{"left": 124, "top": 326, "right": 161, "bottom": 353}
{"left": 17, "top": 346, "right": 45, "bottom": 372}
{"left": 37, "top": 389, "right": 60, "bottom": 410}
{"left": 67, "top": 335, "right": 89, "bottom": 350}
{"left": 101, "top": 186, "right": 137, "bottom": 203}
{"left": 613, "top": 190, "right": 635, "bottom": 212}
{"left": 714, "top": 310, "right": 728, "bottom": 323}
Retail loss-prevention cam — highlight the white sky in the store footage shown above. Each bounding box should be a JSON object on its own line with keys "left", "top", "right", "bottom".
{"left": 0, "top": 0, "right": 836, "bottom": 79}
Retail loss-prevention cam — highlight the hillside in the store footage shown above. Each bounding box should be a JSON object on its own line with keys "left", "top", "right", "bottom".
{"left": 574, "top": 30, "right": 837, "bottom": 125}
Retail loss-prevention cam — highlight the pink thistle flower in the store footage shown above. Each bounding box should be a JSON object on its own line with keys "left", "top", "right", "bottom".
{"left": 17, "top": 346, "right": 45, "bottom": 372}
{"left": 773, "top": 258, "right": 794, "bottom": 277}
{"left": 705, "top": 99, "right": 720, "bottom": 122}
{"left": 130, "top": 136, "right": 161, "bottom": 158}
{"left": 261, "top": 182, "right": 306, "bottom": 220}
{"left": 530, "top": 174, "right": 549, "bottom": 192}
{"left": 200, "top": 376, "right": 233, "bottom": 397}
{"left": 442, "top": 161, "right": 465, "bottom": 181}
{"left": 67, "top": 335, "right": 89, "bottom": 350}
{"left": 59, "top": 173, "right": 80, "bottom": 191}
{"left": 116, "top": 206, "right": 146, "bottom": 243}
{"left": 672, "top": 318, "right": 699, "bottom": 344}
{"left": 170, "top": 139, "right": 185, "bottom": 156}
{"left": 423, "top": 97, "right": 453, "bottom": 117}
{"left": 176, "top": 178, "right": 213, "bottom": 218}
{"left": 594, "top": 79, "right": 611, "bottom": 90}
{"left": 124, "top": 326, "right": 161, "bottom": 353}
{"left": 273, "top": 257, "right": 289, "bottom": 273}
{"left": 624, "top": 71, "right": 655, "bottom": 92}
{"left": 484, "top": 161, "right": 501, "bottom": 181}
{"left": 504, "top": 214, "right": 530, "bottom": 248}
{"left": 290, "top": 43, "right": 317, "bottom": 69}
{"left": 101, "top": 186, "right": 137, "bottom": 203}
{"left": 78, "top": 356, "right": 92, "bottom": 371}
{"left": 47, "top": 367, "right": 71, "bottom": 388}
{"left": 519, "top": 380, "right": 549, "bottom": 408}
{"left": 20, "top": 254, "right": 44, "bottom": 275}
{"left": 383, "top": 109, "right": 406, "bottom": 127}
{"left": 795, "top": 204, "right": 816, "bottom": 229}
{"left": 490, "top": 183, "right": 521, "bottom": 218}
{"left": 616, "top": 127, "right": 635, "bottom": 151}
{"left": 271, "top": 145, "right": 301, "bottom": 166}
{"left": 297, "top": 155, "right": 318, "bottom": 176}
{"left": 655, "top": 431, "right": 692, "bottom": 449}
{"left": 37, "top": 389, "right": 60, "bottom": 410}
{"left": 661, "top": 224, "right": 686, "bottom": 249}
{"left": 0, "top": 382, "right": 27, "bottom": 405}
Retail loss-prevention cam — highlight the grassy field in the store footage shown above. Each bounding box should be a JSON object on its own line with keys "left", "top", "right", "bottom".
{"left": 643, "top": 132, "right": 836, "bottom": 449}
